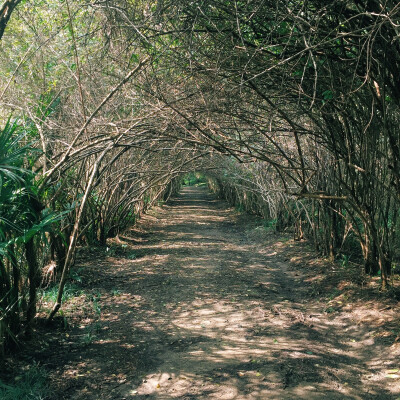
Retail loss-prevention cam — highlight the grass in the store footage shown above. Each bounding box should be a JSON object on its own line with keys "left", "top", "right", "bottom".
{"left": 263, "top": 218, "right": 277, "bottom": 232}
{"left": 39, "top": 282, "right": 84, "bottom": 305}
{"left": 0, "top": 363, "right": 49, "bottom": 400}
{"left": 38, "top": 281, "right": 88, "bottom": 322}
{"left": 81, "top": 331, "right": 96, "bottom": 346}
{"left": 126, "top": 252, "right": 137, "bottom": 260}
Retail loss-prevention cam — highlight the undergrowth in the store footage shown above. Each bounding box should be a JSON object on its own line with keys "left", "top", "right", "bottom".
{"left": 39, "top": 282, "right": 84, "bottom": 308}
{"left": 0, "top": 363, "right": 49, "bottom": 400}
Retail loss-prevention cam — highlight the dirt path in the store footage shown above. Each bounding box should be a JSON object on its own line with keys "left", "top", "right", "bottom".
{"left": 15, "top": 186, "right": 400, "bottom": 399}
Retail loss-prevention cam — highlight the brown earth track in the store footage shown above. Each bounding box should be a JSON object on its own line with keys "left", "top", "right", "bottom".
{"left": 4, "top": 185, "right": 400, "bottom": 399}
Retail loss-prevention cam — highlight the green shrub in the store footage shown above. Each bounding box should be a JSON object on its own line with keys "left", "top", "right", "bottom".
{"left": 0, "top": 363, "right": 49, "bottom": 400}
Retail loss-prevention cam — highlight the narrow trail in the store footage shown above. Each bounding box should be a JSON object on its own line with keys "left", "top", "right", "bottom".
{"left": 40, "top": 186, "right": 399, "bottom": 399}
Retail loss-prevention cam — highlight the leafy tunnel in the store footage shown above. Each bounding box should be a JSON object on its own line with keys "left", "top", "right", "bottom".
{"left": 0, "top": 0, "right": 400, "bottom": 363}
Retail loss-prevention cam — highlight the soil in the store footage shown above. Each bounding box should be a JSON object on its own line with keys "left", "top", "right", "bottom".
{"left": 3, "top": 185, "right": 400, "bottom": 399}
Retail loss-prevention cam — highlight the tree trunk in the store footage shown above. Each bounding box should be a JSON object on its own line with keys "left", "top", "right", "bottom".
{"left": 0, "top": 0, "right": 22, "bottom": 41}
{"left": 52, "top": 234, "right": 67, "bottom": 277}
{"left": 363, "top": 233, "right": 379, "bottom": 275}
{"left": 9, "top": 244, "right": 20, "bottom": 340}
{"left": 48, "top": 142, "right": 117, "bottom": 322}
{"left": 25, "top": 238, "right": 39, "bottom": 335}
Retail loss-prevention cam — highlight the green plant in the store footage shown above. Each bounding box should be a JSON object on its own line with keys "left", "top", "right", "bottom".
{"left": 105, "top": 246, "right": 116, "bottom": 256}
{"left": 93, "top": 322, "right": 102, "bottom": 333}
{"left": 93, "top": 302, "right": 101, "bottom": 316}
{"left": 82, "top": 331, "right": 95, "bottom": 346}
{"left": 0, "top": 117, "right": 75, "bottom": 341}
{"left": 263, "top": 219, "right": 277, "bottom": 232}
{"left": 327, "top": 289, "right": 340, "bottom": 301}
{"left": 182, "top": 172, "right": 206, "bottom": 186}
{"left": 0, "top": 119, "right": 43, "bottom": 343}
{"left": 0, "top": 362, "right": 49, "bottom": 400}
{"left": 340, "top": 254, "right": 350, "bottom": 269}
{"left": 39, "top": 283, "right": 82, "bottom": 305}
{"left": 90, "top": 292, "right": 101, "bottom": 316}
{"left": 69, "top": 268, "right": 84, "bottom": 283}
{"left": 235, "top": 203, "right": 245, "bottom": 213}
{"left": 391, "top": 262, "right": 398, "bottom": 275}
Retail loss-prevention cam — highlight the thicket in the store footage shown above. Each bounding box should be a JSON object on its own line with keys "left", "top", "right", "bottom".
{"left": 0, "top": 0, "right": 399, "bottom": 353}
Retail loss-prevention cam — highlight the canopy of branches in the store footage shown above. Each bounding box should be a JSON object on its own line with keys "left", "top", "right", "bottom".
{"left": 0, "top": 0, "right": 399, "bottom": 349}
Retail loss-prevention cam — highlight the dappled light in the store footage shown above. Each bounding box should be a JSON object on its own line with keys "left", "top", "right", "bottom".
{"left": 1, "top": 1, "right": 400, "bottom": 397}
{"left": 5, "top": 186, "right": 396, "bottom": 399}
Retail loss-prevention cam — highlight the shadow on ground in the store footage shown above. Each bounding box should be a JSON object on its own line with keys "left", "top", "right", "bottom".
{"left": 9, "top": 186, "right": 400, "bottom": 400}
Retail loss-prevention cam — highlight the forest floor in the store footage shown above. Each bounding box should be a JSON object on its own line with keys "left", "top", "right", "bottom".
{"left": 3, "top": 185, "right": 400, "bottom": 399}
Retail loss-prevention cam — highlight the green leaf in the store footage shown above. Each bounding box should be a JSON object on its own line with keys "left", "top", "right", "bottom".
{"left": 130, "top": 53, "right": 139, "bottom": 63}
{"left": 322, "top": 90, "right": 333, "bottom": 100}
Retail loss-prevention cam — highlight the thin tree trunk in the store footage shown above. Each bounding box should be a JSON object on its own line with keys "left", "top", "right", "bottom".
{"left": 48, "top": 141, "right": 119, "bottom": 321}
{"left": 0, "top": 0, "right": 22, "bottom": 41}
{"left": 9, "top": 244, "right": 20, "bottom": 337}
{"left": 25, "top": 238, "right": 39, "bottom": 335}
